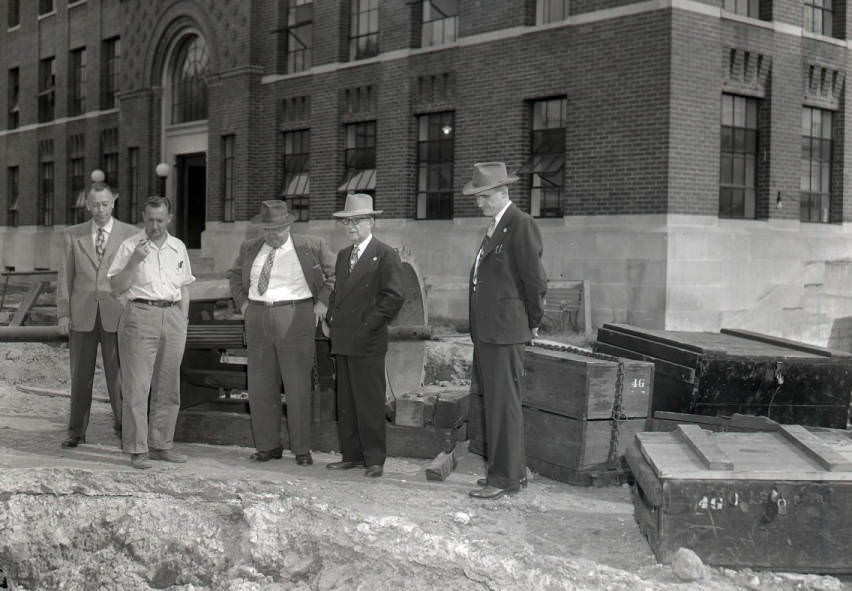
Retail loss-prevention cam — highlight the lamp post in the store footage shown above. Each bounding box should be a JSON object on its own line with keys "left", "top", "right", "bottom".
{"left": 155, "top": 162, "right": 171, "bottom": 197}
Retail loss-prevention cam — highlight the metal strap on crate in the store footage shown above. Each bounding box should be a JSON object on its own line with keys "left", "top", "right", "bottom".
{"left": 530, "top": 338, "right": 627, "bottom": 466}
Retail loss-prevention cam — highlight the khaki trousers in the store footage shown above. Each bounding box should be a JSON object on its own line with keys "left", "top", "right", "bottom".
{"left": 117, "top": 301, "right": 186, "bottom": 454}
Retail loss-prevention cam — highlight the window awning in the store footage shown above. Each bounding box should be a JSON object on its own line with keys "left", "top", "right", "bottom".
{"left": 337, "top": 169, "right": 376, "bottom": 193}
{"left": 281, "top": 172, "right": 310, "bottom": 197}
{"left": 74, "top": 190, "right": 88, "bottom": 208}
{"left": 516, "top": 153, "right": 565, "bottom": 175}
{"left": 8, "top": 197, "right": 19, "bottom": 211}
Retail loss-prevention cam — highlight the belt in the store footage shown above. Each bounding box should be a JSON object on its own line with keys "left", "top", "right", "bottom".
{"left": 248, "top": 297, "right": 312, "bottom": 307}
{"left": 132, "top": 298, "right": 179, "bottom": 307}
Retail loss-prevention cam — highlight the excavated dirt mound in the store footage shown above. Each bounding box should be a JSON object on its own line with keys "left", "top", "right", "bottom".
{"left": 0, "top": 342, "right": 849, "bottom": 591}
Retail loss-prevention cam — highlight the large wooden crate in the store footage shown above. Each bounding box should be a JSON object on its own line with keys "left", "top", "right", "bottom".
{"left": 468, "top": 345, "right": 654, "bottom": 485}
{"left": 595, "top": 324, "right": 852, "bottom": 429}
{"left": 626, "top": 424, "right": 852, "bottom": 572}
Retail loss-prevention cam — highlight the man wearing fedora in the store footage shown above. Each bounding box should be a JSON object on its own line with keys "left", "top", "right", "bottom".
{"left": 326, "top": 193, "right": 404, "bottom": 478}
{"left": 56, "top": 171, "right": 137, "bottom": 449}
{"left": 109, "top": 195, "right": 195, "bottom": 469}
{"left": 227, "top": 200, "right": 335, "bottom": 467}
{"left": 465, "top": 162, "right": 547, "bottom": 499}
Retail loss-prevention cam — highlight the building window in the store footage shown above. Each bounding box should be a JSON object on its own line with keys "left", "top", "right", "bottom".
{"left": 38, "top": 57, "right": 56, "bottom": 123}
{"left": 350, "top": 0, "right": 379, "bottom": 60}
{"left": 801, "top": 107, "right": 833, "bottom": 223}
{"left": 171, "top": 35, "right": 208, "bottom": 124}
{"left": 222, "top": 135, "right": 236, "bottom": 222}
{"left": 536, "top": 0, "right": 569, "bottom": 24}
{"left": 280, "top": 130, "right": 310, "bottom": 221}
{"left": 127, "top": 147, "right": 140, "bottom": 224}
{"left": 38, "top": 0, "right": 54, "bottom": 16}
{"left": 7, "top": 68, "right": 19, "bottom": 129}
{"left": 803, "top": 0, "right": 833, "bottom": 35}
{"left": 422, "top": 0, "right": 458, "bottom": 47}
{"left": 719, "top": 94, "right": 758, "bottom": 219}
{"left": 68, "top": 47, "right": 87, "bottom": 116}
{"left": 101, "top": 36, "right": 120, "bottom": 109}
{"left": 723, "top": 0, "right": 759, "bottom": 17}
{"left": 39, "top": 162, "right": 55, "bottom": 226}
{"left": 416, "top": 112, "right": 454, "bottom": 219}
{"left": 8, "top": 0, "right": 20, "bottom": 28}
{"left": 338, "top": 121, "right": 376, "bottom": 208}
{"left": 101, "top": 128, "right": 119, "bottom": 217}
{"left": 6, "top": 167, "right": 19, "bottom": 228}
{"left": 343, "top": 85, "right": 376, "bottom": 115}
{"left": 517, "top": 98, "right": 566, "bottom": 217}
{"left": 68, "top": 134, "right": 86, "bottom": 224}
{"left": 278, "top": 0, "right": 312, "bottom": 74}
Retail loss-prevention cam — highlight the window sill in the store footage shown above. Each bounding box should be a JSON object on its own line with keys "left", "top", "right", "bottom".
{"left": 37, "top": 11, "right": 57, "bottom": 21}
{"left": 6, "top": 24, "right": 21, "bottom": 32}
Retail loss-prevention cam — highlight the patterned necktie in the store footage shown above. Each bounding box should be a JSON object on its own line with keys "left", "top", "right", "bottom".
{"left": 257, "top": 248, "right": 276, "bottom": 295}
{"left": 349, "top": 245, "right": 359, "bottom": 272}
{"left": 95, "top": 228, "right": 106, "bottom": 264}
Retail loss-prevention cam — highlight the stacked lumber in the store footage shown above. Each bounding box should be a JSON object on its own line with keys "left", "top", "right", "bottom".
{"left": 595, "top": 324, "right": 852, "bottom": 428}
{"left": 469, "top": 342, "right": 654, "bottom": 486}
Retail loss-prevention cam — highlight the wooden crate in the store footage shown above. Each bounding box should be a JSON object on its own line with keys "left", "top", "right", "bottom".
{"left": 626, "top": 425, "right": 852, "bottom": 572}
{"left": 524, "top": 346, "right": 653, "bottom": 419}
{"left": 595, "top": 324, "right": 852, "bottom": 429}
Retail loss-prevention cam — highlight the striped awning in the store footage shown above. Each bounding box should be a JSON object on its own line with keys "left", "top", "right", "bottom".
{"left": 337, "top": 169, "right": 376, "bottom": 193}
{"left": 516, "top": 153, "right": 565, "bottom": 175}
{"left": 74, "top": 190, "right": 88, "bottom": 208}
{"left": 281, "top": 172, "right": 310, "bottom": 197}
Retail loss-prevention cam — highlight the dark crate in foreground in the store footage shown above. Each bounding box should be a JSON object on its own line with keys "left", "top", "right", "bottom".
{"left": 626, "top": 424, "right": 852, "bottom": 573}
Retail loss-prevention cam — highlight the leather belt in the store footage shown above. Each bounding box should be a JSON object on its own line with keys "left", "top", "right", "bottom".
{"left": 249, "top": 297, "right": 312, "bottom": 307}
{"left": 132, "top": 298, "right": 179, "bottom": 307}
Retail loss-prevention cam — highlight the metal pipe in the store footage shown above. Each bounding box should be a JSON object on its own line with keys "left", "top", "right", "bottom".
{"left": 0, "top": 326, "right": 67, "bottom": 342}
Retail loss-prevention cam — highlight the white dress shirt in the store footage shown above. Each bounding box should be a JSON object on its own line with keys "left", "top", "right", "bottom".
{"left": 248, "top": 235, "right": 313, "bottom": 302}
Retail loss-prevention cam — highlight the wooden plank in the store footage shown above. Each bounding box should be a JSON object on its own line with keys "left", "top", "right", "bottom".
{"left": 624, "top": 437, "right": 663, "bottom": 507}
{"left": 601, "top": 323, "right": 711, "bottom": 353}
{"left": 526, "top": 455, "right": 630, "bottom": 486}
{"left": 581, "top": 279, "right": 592, "bottom": 340}
{"left": 596, "top": 326, "right": 702, "bottom": 368}
{"left": 594, "top": 341, "right": 695, "bottom": 383}
{"left": 720, "top": 327, "right": 850, "bottom": 358}
{"left": 778, "top": 424, "right": 852, "bottom": 472}
{"left": 181, "top": 367, "right": 247, "bottom": 390}
{"left": 425, "top": 449, "right": 457, "bottom": 481}
{"left": 651, "top": 411, "right": 779, "bottom": 433}
{"left": 675, "top": 424, "right": 734, "bottom": 471}
{"left": 10, "top": 281, "right": 48, "bottom": 326}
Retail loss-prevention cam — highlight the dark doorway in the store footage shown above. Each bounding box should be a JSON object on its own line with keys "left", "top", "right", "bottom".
{"left": 174, "top": 152, "right": 206, "bottom": 249}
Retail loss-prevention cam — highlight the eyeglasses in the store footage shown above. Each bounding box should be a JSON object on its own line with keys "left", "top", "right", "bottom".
{"left": 338, "top": 217, "right": 370, "bottom": 226}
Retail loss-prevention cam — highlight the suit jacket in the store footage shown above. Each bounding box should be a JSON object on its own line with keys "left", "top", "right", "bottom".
{"left": 227, "top": 234, "right": 336, "bottom": 310}
{"left": 469, "top": 202, "right": 547, "bottom": 344}
{"left": 56, "top": 219, "right": 138, "bottom": 332}
{"left": 327, "top": 237, "right": 405, "bottom": 357}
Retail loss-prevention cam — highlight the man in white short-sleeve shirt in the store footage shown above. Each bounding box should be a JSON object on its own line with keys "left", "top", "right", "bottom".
{"left": 108, "top": 195, "right": 195, "bottom": 469}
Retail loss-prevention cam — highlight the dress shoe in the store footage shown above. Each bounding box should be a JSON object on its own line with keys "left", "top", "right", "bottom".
{"left": 295, "top": 453, "right": 313, "bottom": 466}
{"left": 477, "top": 477, "right": 528, "bottom": 488}
{"left": 61, "top": 436, "right": 85, "bottom": 448}
{"left": 149, "top": 449, "right": 187, "bottom": 463}
{"left": 130, "top": 453, "right": 152, "bottom": 470}
{"left": 250, "top": 448, "right": 283, "bottom": 462}
{"left": 469, "top": 485, "right": 515, "bottom": 500}
{"left": 364, "top": 465, "right": 383, "bottom": 478}
{"left": 326, "top": 460, "right": 365, "bottom": 470}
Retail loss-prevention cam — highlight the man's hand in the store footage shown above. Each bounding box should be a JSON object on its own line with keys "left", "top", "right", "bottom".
{"left": 129, "top": 239, "right": 151, "bottom": 265}
{"left": 313, "top": 301, "right": 328, "bottom": 326}
{"left": 531, "top": 327, "right": 540, "bottom": 339}
{"left": 57, "top": 316, "right": 70, "bottom": 335}
{"left": 240, "top": 301, "right": 249, "bottom": 316}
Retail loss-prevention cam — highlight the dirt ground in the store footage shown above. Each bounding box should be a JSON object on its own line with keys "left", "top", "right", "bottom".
{"left": 0, "top": 340, "right": 848, "bottom": 591}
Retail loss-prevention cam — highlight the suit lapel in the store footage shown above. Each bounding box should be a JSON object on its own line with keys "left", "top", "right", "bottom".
{"left": 245, "top": 239, "right": 265, "bottom": 286}
{"left": 76, "top": 223, "right": 99, "bottom": 268}
{"left": 481, "top": 204, "right": 516, "bottom": 259}
{"left": 335, "top": 240, "right": 378, "bottom": 304}
{"left": 101, "top": 220, "right": 124, "bottom": 264}
{"left": 292, "top": 237, "right": 316, "bottom": 292}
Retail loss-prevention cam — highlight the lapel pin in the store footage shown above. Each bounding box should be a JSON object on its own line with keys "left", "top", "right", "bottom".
{"left": 372, "top": 256, "right": 378, "bottom": 261}
{"left": 502, "top": 228, "right": 507, "bottom": 233}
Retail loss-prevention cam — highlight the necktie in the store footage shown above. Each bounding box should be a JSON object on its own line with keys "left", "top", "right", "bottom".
{"left": 95, "top": 228, "right": 106, "bottom": 264}
{"left": 349, "top": 245, "right": 359, "bottom": 272}
{"left": 257, "top": 248, "right": 276, "bottom": 295}
{"left": 473, "top": 218, "right": 496, "bottom": 286}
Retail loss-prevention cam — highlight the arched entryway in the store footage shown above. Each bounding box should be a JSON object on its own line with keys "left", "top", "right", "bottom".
{"left": 161, "top": 31, "right": 209, "bottom": 249}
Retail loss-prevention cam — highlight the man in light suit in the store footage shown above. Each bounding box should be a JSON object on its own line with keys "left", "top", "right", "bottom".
{"left": 56, "top": 171, "right": 138, "bottom": 448}
{"left": 326, "top": 193, "right": 405, "bottom": 478}
{"left": 228, "top": 200, "right": 335, "bottom": 466}
{"left": 465, "top": 162, "right": 547, "bottom": 499}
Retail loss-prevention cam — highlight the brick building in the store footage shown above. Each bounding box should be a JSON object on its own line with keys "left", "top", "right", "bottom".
{"left": 2, "top": 0, "right": 852, "bottom": 344}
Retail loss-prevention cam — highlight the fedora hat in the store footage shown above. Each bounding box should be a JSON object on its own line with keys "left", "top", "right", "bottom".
{"left": 253, "top": 200, "right": 296, "bottom": 228}
{"left": 333, "top": 193, "right": 383, "bottom": 218}
{"left": 462, "top": 162, "right": 519, "bottom": 195}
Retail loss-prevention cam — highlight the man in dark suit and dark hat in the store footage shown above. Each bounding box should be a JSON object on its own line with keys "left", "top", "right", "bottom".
{"left": 465, "top": 162, "right": 547, "bottom": 499}
{"left": 227, "top": 200, "right": 335, "bottom": 467}
{"left": 326, "top": 193, "right": 405, "bottom": 478}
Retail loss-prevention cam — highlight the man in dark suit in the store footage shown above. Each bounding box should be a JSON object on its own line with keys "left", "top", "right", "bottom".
{"left": 326, "top": 193, "right": 405, "bottom": 478}
{"left": 227, "top": 200, "right": 335, "bottom": 466}
{"left": 465, "top": 162, "right": 548, "bottom": 499}
{"left": 56, "top": 170, "right": 138, "bottom": 448}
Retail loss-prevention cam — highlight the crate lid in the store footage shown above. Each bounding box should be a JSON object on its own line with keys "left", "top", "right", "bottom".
{"left": 637, "top": 424, "right": 852, "bottom": 481}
